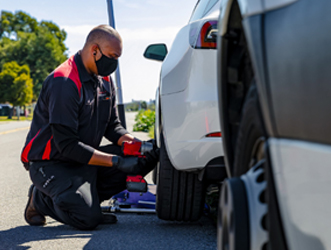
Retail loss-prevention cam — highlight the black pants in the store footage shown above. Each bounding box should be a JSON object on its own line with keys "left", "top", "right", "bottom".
{"left": 29, "top": 145, "right": 129, "bottom": 230}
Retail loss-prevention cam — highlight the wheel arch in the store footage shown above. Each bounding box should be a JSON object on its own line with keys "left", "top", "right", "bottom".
{"left": 217, "top": 4, "right": 289, "bottom": 248}
{"left": 217, "top": 0, "right": 267, "bottom": 177}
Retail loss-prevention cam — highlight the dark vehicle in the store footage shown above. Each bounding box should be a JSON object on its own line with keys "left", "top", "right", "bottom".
{"left": 0, "top": 104, "right": 13, "bottom": 117}
{"left": 216, "top": 0, "right": 331, "bottom": 249}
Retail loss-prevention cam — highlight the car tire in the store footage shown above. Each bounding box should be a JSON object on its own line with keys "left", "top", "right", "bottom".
{"left": 152, "top": 163, "right": 158, "bottom": 184}
{"left": 233, "top": 84, "right": 265, "bottom": 176}
{"left": 156, "top": 131, "right": 205, "bottom": 221}
{"left": 218, "top": 84, "right": 268, "bottom": 250}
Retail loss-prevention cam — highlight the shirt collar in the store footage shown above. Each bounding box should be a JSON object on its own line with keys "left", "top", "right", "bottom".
{"left": 74, "top": 52, "right": 95, "bottom": 84}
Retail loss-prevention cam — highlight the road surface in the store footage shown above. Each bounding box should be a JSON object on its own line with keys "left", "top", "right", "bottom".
{"left": 0, "top": 112, "right": 217, "bottom": 250}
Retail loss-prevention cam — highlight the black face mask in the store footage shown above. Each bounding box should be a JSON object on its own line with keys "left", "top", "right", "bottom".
{"left": 94, "top": 46, "right": 118, "bottom": 76}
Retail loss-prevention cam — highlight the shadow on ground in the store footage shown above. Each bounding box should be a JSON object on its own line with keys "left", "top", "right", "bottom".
{"left": 0, "top": 223, "right": 90, "bottom": 250}
{"left": 0, "top": 214, "right": 216, "bottom": 250}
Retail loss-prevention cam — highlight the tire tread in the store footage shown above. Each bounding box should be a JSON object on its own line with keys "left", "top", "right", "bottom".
{"left": 156, "top": 132, "right": 205, "bottom": 221}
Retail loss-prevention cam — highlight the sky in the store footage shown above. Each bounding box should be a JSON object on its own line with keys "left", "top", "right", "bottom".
{"left": 1, "top": 0, "right": 196, "bottom": 103}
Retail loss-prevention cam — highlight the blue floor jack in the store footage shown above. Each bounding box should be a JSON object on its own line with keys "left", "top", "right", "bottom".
{"left": 101, "top": 175, "right": 156, "bottom": 214}
{"left": 101, "top": 175, "right": 217, "bottom": 219}
{"left": 101, "top": 141, "right": 157, "bottom": 214}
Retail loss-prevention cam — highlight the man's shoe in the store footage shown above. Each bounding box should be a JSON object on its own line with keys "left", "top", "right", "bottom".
{"left": 24, "top": 185, "right": 46, "bottom": 226}
{"left": 101, "top": 213, "right": 117, "bottom": 224}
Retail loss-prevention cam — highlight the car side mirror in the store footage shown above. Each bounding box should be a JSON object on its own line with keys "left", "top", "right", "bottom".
{"left": 143, "top": 44, "right": 168, "bottom": 62}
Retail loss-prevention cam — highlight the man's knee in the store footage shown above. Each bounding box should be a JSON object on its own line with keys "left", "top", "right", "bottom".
{"left": 54, "top": 185, "right": 102, "bottom": 230}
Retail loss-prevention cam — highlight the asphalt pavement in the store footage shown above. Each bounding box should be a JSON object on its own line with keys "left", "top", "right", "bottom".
{"left": 0, "top": 112, "right": 217, "bottom": 250}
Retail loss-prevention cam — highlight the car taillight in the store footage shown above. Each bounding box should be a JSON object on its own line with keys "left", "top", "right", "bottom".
{"left": 206, "top": 132, "right": 222, "bottom": 137}
{"left": 196, "top": 21, "right": 218, "bottom": 49}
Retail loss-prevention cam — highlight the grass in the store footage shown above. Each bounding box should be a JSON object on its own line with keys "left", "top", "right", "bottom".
{"left": 0, "top": 116, "right": 33, "bottom": 122}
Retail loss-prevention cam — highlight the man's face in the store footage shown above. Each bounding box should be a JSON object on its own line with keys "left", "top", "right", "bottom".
{"left": 99, "top": 38, "right": 122, "bottom": 60}
{"left": 92, "top": 38, "right": 122, "bottom": 76}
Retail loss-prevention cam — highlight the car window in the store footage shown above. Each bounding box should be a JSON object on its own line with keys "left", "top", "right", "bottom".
{"left": 189, "top": 0, "right": 210, "bottom": 23}
{"left": 204, "top": 0, "right": 219, "bottom": 15}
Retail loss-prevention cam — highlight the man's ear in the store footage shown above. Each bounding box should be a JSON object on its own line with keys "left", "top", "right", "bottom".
{"left": 91, "top": 44, "right": 98, "bottom": 56}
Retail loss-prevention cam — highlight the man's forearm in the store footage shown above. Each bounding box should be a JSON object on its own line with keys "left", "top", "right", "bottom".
{"left": 88, "top": 149, "right": 115, "bottom": 167}
{"left": 89, "top": 133, "right": 137, "bottom": 166}
{"left": 88, "top": 148, "right": 143, "bottom": 175}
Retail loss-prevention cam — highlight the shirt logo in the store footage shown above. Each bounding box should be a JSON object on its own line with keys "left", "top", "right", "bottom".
{"left": 86, "top": 99, "right": 94, "bottom": 105}
{"left": 99, "top": 91, "right": 110, "bottom": 100}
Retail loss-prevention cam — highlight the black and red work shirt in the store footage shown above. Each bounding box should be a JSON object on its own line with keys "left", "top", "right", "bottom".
{"left": 21, "top": 53, "right": 128, "bottom": 165}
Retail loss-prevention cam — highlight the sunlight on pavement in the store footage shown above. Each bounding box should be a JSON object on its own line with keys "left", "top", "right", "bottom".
{"left": 20, "top": 236, "right": 91, "bottom": 249}
{"left": 0, "top": 127, "right": 29, "bottom": 135}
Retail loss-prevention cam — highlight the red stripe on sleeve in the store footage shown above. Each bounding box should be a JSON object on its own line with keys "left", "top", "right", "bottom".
{"left": 54, "top": 56, "right": 82, "bottom": 97}
{"left": 21, "top": 130, "right": 41, "bottom": 163}
{"left": 42, "top": 136, "right": 53, "bottom": 160}
{"left": 103, "top": 76, "right": 110, "bottom": 82}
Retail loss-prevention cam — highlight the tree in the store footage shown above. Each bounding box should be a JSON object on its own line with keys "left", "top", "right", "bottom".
{"left": 0, "top": 11, "right": 68, "bottom": 99}
{"left": 147, "top": 102, "right": 155, "bottom": 111}
{"left": 125, "top": 102, "right": 140, "bottom": 111}
{"left": 0, "top": 61, "right": 33, "bottom": 107}
{"left": 141, "top": 101, "right": 147, "bottom": 110}
{"left": 0, "top": 11, "right": 38, "bottom": 39}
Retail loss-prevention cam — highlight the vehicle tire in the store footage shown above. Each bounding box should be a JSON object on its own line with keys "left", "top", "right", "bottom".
{"left": 152, "top": 163, "right": 158, "bottom": 184}
{"left": 218, "top": 177, "right": 249, "bottom": 250}
{"left": 151, "top": 127, "right": 158, "bottom": 185}
{"left": 233, "top": 84, "right": 265, "bottom": 176}
{"left": 218, "top": 84, "right": 268, "bottom": 250}
{"left": 156, "top": 131, "right": 205, "bottom": 221}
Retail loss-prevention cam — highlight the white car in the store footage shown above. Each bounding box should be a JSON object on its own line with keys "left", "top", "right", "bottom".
{"left": 216, "top": 0, "right": 331, "bottom": 249}
{"left": 144, "top": 0, "right": 226, "bottom": 222}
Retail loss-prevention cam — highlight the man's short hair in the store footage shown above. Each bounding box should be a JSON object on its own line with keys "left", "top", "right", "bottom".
{"left": 85, "top": 25, "right": 120, "bottom": 46}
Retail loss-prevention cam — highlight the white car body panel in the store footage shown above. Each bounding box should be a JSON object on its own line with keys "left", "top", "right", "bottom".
{"left": 219, "top": 0, "right": 298, "bottom": 36}
{"left": 159, "top": 4, "right": 223, "bottom": 171}
{"left": 154, "top": 87, "right": 161, "bottom": 148}
{"left": 264, "top": 0, "right": 298, "bottom": 12}
{"left": 237, "top": 0, "right": 263, "bottom": 17}
{"left": 269, "top": 138, "right": 331, "bottom": 250}
{"left": 160, "top": 24, "right": 191, "bottom": 95}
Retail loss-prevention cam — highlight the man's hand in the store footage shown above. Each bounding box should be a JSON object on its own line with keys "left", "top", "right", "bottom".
{"left": 146, "top": 139, "right": 157, "bottom": 150}
{"left": 112, "top": 156, "right": 141, "bottom": 175}
{"left": 138, "top": 147, "right": 160, "bottom": 176}
{"left": 144, "top": 148, "right": 160, "bottom": 165}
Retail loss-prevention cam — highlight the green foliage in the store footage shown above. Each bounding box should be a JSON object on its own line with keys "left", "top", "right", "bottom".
{"left": 125, "top": 101, "right": 153, "bottom": 112}
{"left": 125, "top": 102, "right": 140, "bottom": 111}
{"left": 133, "top": 110, "right": 155, "bottom": 132}
{"left": 148, "top": 125, "right": 155, "bottom": 138}
{"left": 0, "top": 61, "right": 33, "bottom": 106}
{"left": 0, "top": 116, "right": 32, "bottom": 122}
{"left": 0, "top": 11, "right": 38, "bottom": 39}
{"left": 140, "top": 101, "right": 147, "bottom": 110}
{"left": 0, "top": 10, "right": 68, "bottom": 100}
{"left": 147, "top": 103, "right": 155, "bottom": 111}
